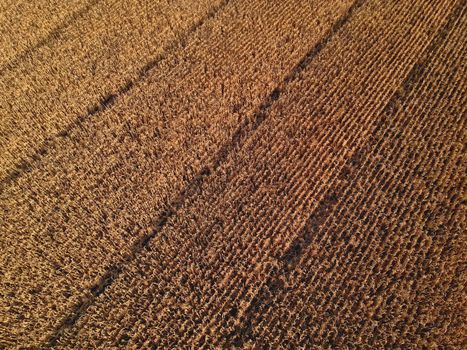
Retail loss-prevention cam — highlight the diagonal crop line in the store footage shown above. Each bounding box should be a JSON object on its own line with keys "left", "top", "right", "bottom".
{"left": 0, "top": 0, "right": 231, "bottom": 191}
{"left": 222, "top": 1, "right": 465, "bottom": 346}
{"left": 42, "top": 0, "right": 367, "bottom": 347}
{"left": 0, "top": 0, "right": 104, "bottom": 76}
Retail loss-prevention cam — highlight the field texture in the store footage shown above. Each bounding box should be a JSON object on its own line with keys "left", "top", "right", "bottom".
{"left": 0, "top": 0, "right": 465, "bottom": 348}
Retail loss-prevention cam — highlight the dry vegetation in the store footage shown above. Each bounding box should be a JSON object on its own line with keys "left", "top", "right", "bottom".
{"left": 0, "top": 0, "right": 223, "bottom": 182}
{"left": 0, "top": 0, "right": 94, "bottom": 68}
{"left": 0, "top": 0, "right": 465, "bottom": 348}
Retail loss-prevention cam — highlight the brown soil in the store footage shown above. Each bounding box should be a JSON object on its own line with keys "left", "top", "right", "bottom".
{"left": 1, "top": 0, "right": 465, "bottom": 348}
